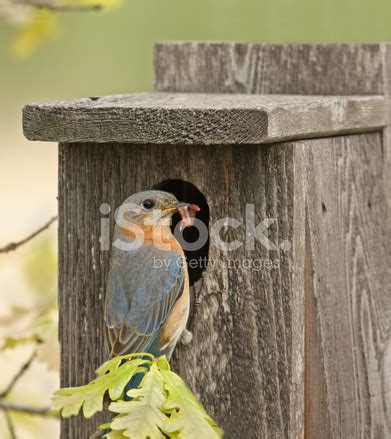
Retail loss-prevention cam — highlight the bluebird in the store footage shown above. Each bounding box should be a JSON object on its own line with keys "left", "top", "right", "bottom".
{"left": 105, "top": 190, "right": 200, "bottom": 361}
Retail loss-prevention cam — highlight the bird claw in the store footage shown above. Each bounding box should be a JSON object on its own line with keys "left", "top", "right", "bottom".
{"left": 180, "top": 329, "right": 193, "bottom": 345}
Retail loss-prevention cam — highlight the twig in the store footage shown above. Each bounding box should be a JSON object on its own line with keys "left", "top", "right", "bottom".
{"left": 0, "top": 351, "right": 58, "bottom": 419}
{"left": 0, "top": 400, "right": 58, "bottom": 418}
{"left": 0, "top": 216, "right": 57, "bottom": 254}
{"left": 0, "top": 351, "right": 37, "bottom": 398}
{"left": 4, "top": 410, "right": 17, "bottom": 439}
{"left": 16, "top": 0, "right": 103, "bottom": 11}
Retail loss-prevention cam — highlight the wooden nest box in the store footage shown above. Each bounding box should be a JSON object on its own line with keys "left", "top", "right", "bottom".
{"left": 23, "top": 42, "right": 391, "bottom": 438}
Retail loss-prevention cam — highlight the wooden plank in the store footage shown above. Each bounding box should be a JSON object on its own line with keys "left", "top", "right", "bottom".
{"left": 58, "top": 144, "right": 113, "bottom": 437}
{"left": 154, "top": 42, "right": 386, "bottom": 95}
{"left": 381, "top": 45, "right": 391, "bottom": 223}
{"left": 23, "top": 93, "right": 388, "bottom": 145}
{"left": 58, "top": 141, "right": 305, "bottom": 438}
{"left": 298, "top": 132, "right": 391, "bottom": 438}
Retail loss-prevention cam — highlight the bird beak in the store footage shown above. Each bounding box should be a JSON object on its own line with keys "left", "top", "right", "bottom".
{"left": 161, "top": 201, "right": 190, "bottom": 215}
{"left": 159, "top": 201, "right": 183, "bottom": 216}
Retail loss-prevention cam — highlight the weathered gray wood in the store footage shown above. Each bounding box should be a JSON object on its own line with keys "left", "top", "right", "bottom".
{"left": 154, "top": 41, "right": 391, "bottom": 213}
{"left": 58, "top": 145, "right": 113, "bottom": 437}
{"left": 58, "top": 133, "right": 391, "bottom": 439}
{"left": 23, "top": 93, "right": 388, "bottom": 144}
{"left": 154, "top": 42, "right": 387, "bottom": 95}
{"left": 381, "top": 45, "right": 391, "bottom": 223}
{"left": 58, "top": 141, "right": 306, "bottom": 438}
{"left": 299, "top": 132, "right": 391, "bottom": 438}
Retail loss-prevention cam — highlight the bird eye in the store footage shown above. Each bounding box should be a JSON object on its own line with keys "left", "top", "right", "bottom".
{"left": 142, "top": 199, "right": 155, "bottom": 210}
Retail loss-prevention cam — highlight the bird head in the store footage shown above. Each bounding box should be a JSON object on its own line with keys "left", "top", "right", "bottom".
{"left": 116, "top": 190, "right": 200, "bottom": 229}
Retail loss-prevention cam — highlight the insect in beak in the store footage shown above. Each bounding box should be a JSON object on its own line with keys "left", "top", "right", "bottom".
{"left": 176, "top": 202, "right": 201, "bottom": 230}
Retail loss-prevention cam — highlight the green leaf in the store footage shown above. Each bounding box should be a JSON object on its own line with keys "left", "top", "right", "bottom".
{"left": 161, "top": 370, "right": 223, "bottom": 439}
{"left": 52, "top": 358, "right": 148, "bottom": 418}
{"left": 105, "top": 431, "right": 128, "bottom": 439}
{"left": 96, "top": 356, "right": 124, "bottom": 376}
{"left": 155, "top": 355, "right": 171, "bottom": 371}
{"left": 99, "top": 422, "right": 112, "bottom": 430}
{"left": 97, "top": 353, "right": 155, "bottom": 376}
{"left": 54, "top": 353, "right": 223, "bottom": 438}
{"left": 99, "top": 422, "right": 128, "bottom": 438}
{"left": 108, "top": 363, "right": 169, "bottom": 439}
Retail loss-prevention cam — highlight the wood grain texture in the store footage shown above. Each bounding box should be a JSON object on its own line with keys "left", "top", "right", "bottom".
{"left": 154, "top": 42, "right": 387, "bottom": 95}
{"left": 58, "top": 144, "right": 114, "bottom": 438}
{"left": 381, "top": 45, "right": 391, "bottom": 219}
{"left": 58, "top": 133, "right": 391, "bottom": 438}
{"left": 154, "top": 41, "right": 391, "bottom": 209}
{"left": 58, "top": 142, "right": 305, "bottom": 438}
{"left": 298, "top": 132, "right": 391, "bottom": 438}
{"left": 23, "top": 93, "right": 388, "bottom": 144}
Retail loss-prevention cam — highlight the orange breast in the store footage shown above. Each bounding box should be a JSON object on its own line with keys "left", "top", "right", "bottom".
{"left": 121, "top": 223, "right": 184, "bottom": 254}
{"left": 158, "top": 231, "right": 190, "bottom": 348}
{"left": 160, "top": 267, "right": 190, "bottom": 349}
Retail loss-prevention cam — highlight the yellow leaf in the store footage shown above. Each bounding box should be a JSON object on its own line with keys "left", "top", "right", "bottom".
{"left": 156, "top": 355, "right": 171, "bottom": 371}
{"left": 162, "top": 371, "right": 223, "bottom": 439}
{"left": 108, "top": 363, "right": 169, "bottom": 439}
{"left": 52, "top": 358, "right": 148, "bottom": 418}
{"left": 11, "top": 10, "right": 57, "bottom": 59}
{"left": 105, "top": 430, "right": 128, "bottom": 439}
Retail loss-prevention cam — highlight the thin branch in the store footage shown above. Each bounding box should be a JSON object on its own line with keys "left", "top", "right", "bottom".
{"left": 0, "top": 351, "right": 37, "bottom": 399}
{"left": 0, "top": 400, "right": 58, "bottom": 418}
{"left": 0, "top": 216, "right": 57, "bottom": 254}
{"left": 4, "top": 410, "right": 17, "bottom": 439}
{"left": 0, "top": 349, "right": 58, "bottom": 419}
{"left": 16, "top": 0, "right": 103, "bottom": 11}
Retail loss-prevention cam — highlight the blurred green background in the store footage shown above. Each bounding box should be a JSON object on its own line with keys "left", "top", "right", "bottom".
{"left": 3, "top": 0, "right": 391, "bottom": 104}
{"left": 1, "top": 1, "right": 391, "bottom": 437}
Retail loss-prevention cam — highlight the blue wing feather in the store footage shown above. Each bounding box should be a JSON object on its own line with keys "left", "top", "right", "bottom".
{"left": 105, "top": 244, "right": 184, "bottom": 357}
